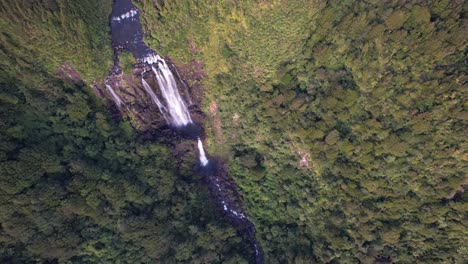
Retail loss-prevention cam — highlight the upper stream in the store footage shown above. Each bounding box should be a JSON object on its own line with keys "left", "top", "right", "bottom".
{"left": 107, "top": 0, "right": 263, "bottom": 263}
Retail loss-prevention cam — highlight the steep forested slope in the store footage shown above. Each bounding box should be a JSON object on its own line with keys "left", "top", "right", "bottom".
{"left": 138, "top": 0, "right": 467, "bottom": 263}
{"left": 0, "top": 0, "right": 467, "bottom": 263}
{"left": 0, "top": 1, "right": 252, "bottom": 263}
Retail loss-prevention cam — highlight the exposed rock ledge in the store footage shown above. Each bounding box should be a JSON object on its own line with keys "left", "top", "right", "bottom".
{"left": 93, "top": 60, "right": 206, "bottom": 133}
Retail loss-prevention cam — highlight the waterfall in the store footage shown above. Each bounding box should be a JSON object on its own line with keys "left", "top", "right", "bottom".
{"left": 141, "top": 78, "right": 169, "bottom": 122}
{"left": 147, "top": 55, "right": 192, "bottom": 127}
{"left": 173, "top": 66, "right": 193, "bottom": 106}
{"left": 108, "top": 1, "right": 263, "bottom": 261}
{"left": 197, "top": 138, "right": 209, "bottom": 166}
{"left": 105, "top": 84, "right": 124, "bottom": 108}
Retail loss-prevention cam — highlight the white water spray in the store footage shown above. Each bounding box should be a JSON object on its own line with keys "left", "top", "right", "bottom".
{"left": 105, "top": 84, "right": 124, "bottom": 108}
{"left": 151, "top": 56, "right": 192, "bottom": 126}
{"left": 197, "top": 138, "right": 209, "bottom": 166}
{"left": 112, "top": 8, "right": 138, "bottom": 22}
{"left": 141, "top": 78, "right": 169, "bottom": 122}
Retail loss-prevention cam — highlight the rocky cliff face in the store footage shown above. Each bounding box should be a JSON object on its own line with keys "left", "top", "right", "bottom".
{"left": 94, "top": 60, "right": 206, "bottom": 133}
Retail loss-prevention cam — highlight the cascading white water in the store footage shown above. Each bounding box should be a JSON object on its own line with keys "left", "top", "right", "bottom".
{"left": 173, "top": 66, "right": 193, "bottom": 106}
{"left": 149, "top": 55, "right": 192, "bottom": 127}
{"left": 109, "top": 2, "right": 263, "bottom": 260}
{"left": 141, "top": 78, "right": 169, "bottom": 122}
{"left": 105, "top": 84, "right": 124, "bottom": 108}
{"left": 142, "top": 55, "right": 208, "bottom": 166}
{"left": 112, "top": 7, "right": 138, "bottom": 22}
{"left": 197, "top": 138, "right": 209, "bottom": 166}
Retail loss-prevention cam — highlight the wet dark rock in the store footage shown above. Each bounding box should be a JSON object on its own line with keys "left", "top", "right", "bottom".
{"left": 173, "top": 123, "right": 203, "bottom": 140}
{"left": 99, "top": 1, "right": 265, "bottom": 263}
{"left": 201, "top": 158, "right": 263, "bottom": 264}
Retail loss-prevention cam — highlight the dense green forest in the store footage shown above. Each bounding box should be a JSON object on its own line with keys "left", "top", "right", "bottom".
{"left": 0, "top": 1, "right": 253, "bottom": 263}
{"left": 1, "top": 0, "right": 467, "bottom": 263}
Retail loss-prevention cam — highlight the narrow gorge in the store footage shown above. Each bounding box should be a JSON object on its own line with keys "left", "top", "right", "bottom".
{"left": 1, "top": 0, "right": 465, "bottom": 262}
{"left": 102, "top": 0, "right": 263, "bottom": 263}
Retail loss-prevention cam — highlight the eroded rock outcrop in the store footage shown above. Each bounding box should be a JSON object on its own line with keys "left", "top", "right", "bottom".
{"left": 93, "top": 1, "right": 265, "bottom": 262}
{"left": 93, "top": 60, "right": 206, "bottom": 133}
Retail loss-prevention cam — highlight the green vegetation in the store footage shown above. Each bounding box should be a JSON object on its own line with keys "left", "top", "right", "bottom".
{"left": 0, "top": 0, "right": 113, "bottom": 82}
{"left": 138, "top": 0, "right": 467, "bottom": 262}
{"left": 0, "top": 1, "right": 252, "bottom": 262}
{"left": 0, "top": 68, "right": 252, "bottom": 262}
{"left": 0, "top": 0, "right": 467, "bottom": 263}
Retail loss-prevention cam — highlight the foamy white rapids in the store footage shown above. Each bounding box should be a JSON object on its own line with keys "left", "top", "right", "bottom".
{"left": 142, "top": 78, "right": 169, "bottom": 122}
{"left": 254, "top": 243, "right": 260, "bottom": 258}
{"left": 197, "top": 138, "right": 209, "bottom": 166}
{"left": 141, "top": 54, "right": 161, "bottom": 65}
{"left": 112, "top": 8, "right": 138, "bottom": 22}
{"left": 151, "top": 55, "right": 192, "bottom": 127}
{"left": 105, "top": 84, "right": 124, "bottom": 108}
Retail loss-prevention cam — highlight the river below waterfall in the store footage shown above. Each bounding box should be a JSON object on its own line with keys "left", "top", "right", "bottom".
{"left": 107, "top": 0, "right": 263, "bottom": 263}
